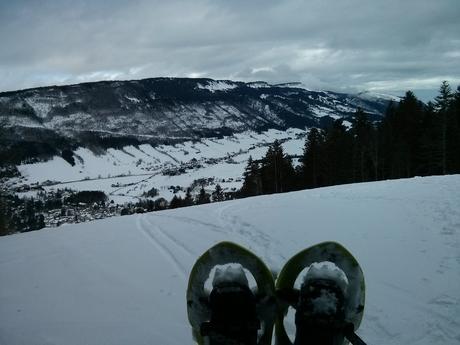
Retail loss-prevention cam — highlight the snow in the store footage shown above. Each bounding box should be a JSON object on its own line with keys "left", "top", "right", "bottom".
{"left": 1, "top": 175, "right": 460, "bottom": 345}
{"left": 125, "top": 96, "right": 141, "bottom": 103}
{"left": 303, "top": 262, "right": 349, "bottom": 294}
{"left": 197, "top": 81, "right": 238, "bottom": 93}
{"left": 213, "top": 265, "right": 249, "bottom": 288}
{"left": 275, "top": 82, "right": 312, "bottom": 91}
{"left": 301, "top": 262, "right": 350, "bottom": 316}
{"left": 310, "top": 105, "right": 335, "bottom": 118}
{"left": 15, "top": 129, "right": 306, "bottom": 204}
{"left": 24, "top": 96, "right": 57, "bottom": 118}
{"left": 343, "top": 120, "right": 353, "bottom": 128}
{"left": 357, "top": 91, "right": 401, "bottom": 102}
{"left": 247, "top": 82, "right": 270, "bottom": 89}
{"left": 309, "top": 102, "right": 361, "bottom": 119}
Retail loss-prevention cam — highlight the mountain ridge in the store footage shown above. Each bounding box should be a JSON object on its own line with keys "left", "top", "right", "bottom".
{"left": 0, "top": 77, "right": 394, "bottom": 163}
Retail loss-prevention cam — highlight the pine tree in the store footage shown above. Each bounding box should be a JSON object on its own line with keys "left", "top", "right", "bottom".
{"left": 434, "top": 81, "right": 455, "bottom": 174}
{"left": 169, "top": 195, "right": 183, "bottom": 209}
{"left": 24, "top": 198, "right": 37, "bottom": 231}
{"left": 380, "top": 92, "right": 424, "bottom": 178}
{"left": 183, "top": 188, "right": 194, "bottom": 207}
{"left": 418, "top": 102, "right": 442, "bottom": 175}
{"left": 351, "top": 109, "right": 375, "bottom": 182}
{"left": 378, "top": 101, "right": 396, "bottom": 178}
{"left": 36, "top": 214, "right": 46, "bottom": 230}
{"left": 154, "top": 198, "right": 168, "bottom": 210}
{"left": 451, "top": 86, "right": 460, "bottom": 172}
{"left": 404, "top": 91, "right": 424, "bottom": 176}
{"left": 145, "top": 199, "right": 155, "bottom": 212}
{"left": 300, "top": 128, "right": 325, "bottom": 188}
{"left": 195, "top": 186, "right": 211, "bottom": 205}
{"left": 0, "top": 194, "right": 10, "bottom": 236}
{"left": 240, "top": 156, "right": 262, "bottom": 197}
{"left": 212, "top": 184, "right": 225, "bottom": 202}
{"left": 260, "top": 140, "right": 295, "bottom": 194}
{"left": 435, "top": 81, "right": 454, "bottom": 113}
{"left": 323, "top": 120, "right": 354, "bottom": 185}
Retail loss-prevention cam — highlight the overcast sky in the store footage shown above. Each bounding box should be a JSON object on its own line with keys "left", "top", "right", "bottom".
{"left": 0, "top": 0, "right": 459, "bottom": 101}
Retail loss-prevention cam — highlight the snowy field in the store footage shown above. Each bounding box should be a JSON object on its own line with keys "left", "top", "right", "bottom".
{"left": 12, "top": 128, "right": 306, "bottom": 203}
{"left": 1, "top": 175, "right": 459, "bottom": 345}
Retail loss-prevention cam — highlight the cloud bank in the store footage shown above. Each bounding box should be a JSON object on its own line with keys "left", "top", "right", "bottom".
{"left": 1, "top": 0, "right": 459, "bottom": 100}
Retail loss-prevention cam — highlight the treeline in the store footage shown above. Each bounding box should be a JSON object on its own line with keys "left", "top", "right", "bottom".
{"left": 65, "top": 191, "right": 107, "bottom": 204}
{"left": 119, "top": 185, "right": 229, "bottom": 215}
{"left": 168, "top": 185, "right": 227, "bottom": 209}
{"left": 0, "top": 194, "right": 46, "bottom": 235}
{"left": 240, "top": 82, "right": 460, "bottom": 196}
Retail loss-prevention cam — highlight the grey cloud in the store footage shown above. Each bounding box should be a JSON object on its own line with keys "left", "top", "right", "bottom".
{"left": 0, "top": 0, "right": 459, "bottom": 101}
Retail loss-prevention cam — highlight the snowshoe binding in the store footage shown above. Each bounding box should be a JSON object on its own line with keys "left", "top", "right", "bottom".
{"left": 187, "top": 241, "right": 277, "bottom": 345}
{"left": 275, "top": 241, "right": 366, "bottom": 345}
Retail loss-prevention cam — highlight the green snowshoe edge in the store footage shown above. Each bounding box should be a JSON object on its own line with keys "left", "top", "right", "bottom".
{"left": 275, "top": 241, "right": 365, "bottom": 345}
{"left": 187, "top": 241, "right": 276, "bottom": 345}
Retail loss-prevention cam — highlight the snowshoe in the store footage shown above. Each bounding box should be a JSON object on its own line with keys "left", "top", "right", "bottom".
{"left": 187, "top": 241, "right": 277, "bottom": 345}
{"left": 275, "top": 242, "right": 366, "bottom": 345}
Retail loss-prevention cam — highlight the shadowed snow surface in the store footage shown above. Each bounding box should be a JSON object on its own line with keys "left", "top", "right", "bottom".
{"left": 1, "top": 175, "right": 459, "bottom": 345}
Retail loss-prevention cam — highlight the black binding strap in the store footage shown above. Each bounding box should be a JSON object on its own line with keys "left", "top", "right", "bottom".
{"left": 344, "top": 323, "right": 368, "bottom": 345}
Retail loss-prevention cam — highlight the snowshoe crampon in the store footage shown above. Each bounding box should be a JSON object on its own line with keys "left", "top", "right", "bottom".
{"left": 187, "top": 241, "right": 277, "bottom": 345}
{"left": 275, "top": 242, "right": 366, "bottom": 345}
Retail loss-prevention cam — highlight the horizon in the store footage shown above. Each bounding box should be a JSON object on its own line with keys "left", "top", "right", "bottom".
{"left": 0, "top": 75, "right": 445, "bottom": 103}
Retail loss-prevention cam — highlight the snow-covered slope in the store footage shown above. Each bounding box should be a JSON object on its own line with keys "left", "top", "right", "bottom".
{"left": 11, "top": 128, "right": 306, "bottom": 203}
{"left": 1, "top": 175, "right": 459, "bottom": 345}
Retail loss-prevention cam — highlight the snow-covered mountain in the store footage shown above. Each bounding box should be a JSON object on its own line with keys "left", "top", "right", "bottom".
{"left": 1, "top": 175, "right": 459, "bottom": 345}
{"left": 0, "top": 77, "right": 392, "bottom": 163}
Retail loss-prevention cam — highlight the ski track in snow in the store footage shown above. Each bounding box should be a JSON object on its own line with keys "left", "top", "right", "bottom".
{"left": 155, "top": 214, "right": 229, "bottom": 235}
{"left": 215, "top": 201, "right": 287, "bottom": 269}
{"left": 145, "top": 214, "right": 196, "bottom": 258}
{"left": 215, "top": 202, "right": 267, "bottom": 244}
{"left": 136, "top": 215, "right": 187, "bottom": 279}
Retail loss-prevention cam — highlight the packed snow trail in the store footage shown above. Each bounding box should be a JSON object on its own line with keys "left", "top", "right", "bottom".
{"left": 1, "top": 175, "right": 460, "bottom": 345}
